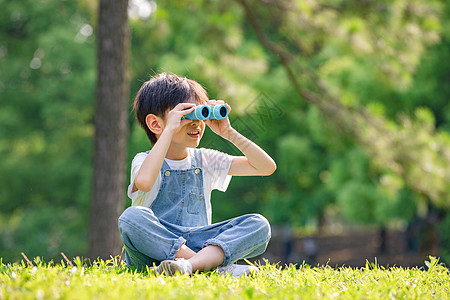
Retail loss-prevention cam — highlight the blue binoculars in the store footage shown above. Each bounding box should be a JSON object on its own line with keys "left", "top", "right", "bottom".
{"left": 182, "top": 105, "right": 229, "bottom": 120}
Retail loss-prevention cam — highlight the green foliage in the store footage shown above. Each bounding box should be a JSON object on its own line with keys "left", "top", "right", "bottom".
{"left": 0, "top": 257, "right": 449, "bottom": 299}
{"left": 1, "top": 0, "right": 450, "bottom": 263}
{"left": 232, "top": 0, "right": 450, "bottom": 227}
{"left": 0, "top": 0, "right": 94, "bottom": 261}
{"left": 438, "top": 214, "right": 450, "bottom": 264}
{"left": 0, "top": 207, "right": 87, "bottom": 262}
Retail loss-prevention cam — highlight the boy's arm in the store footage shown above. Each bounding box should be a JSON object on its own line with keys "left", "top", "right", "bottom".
{"left": 132, "top": 129, "right": 173, "bottom": 193}
{"left": 205, "top": 100, "right": 276, "bottom": 177}
{"left": 223, "top": 128, "right": 277, "bottom": 176}
{"left": 132, "top": 103, "right": 195, "bottom": 192}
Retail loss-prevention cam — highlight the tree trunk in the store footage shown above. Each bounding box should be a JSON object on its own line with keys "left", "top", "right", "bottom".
{"left": 89, "top": 0, "right": 130, "bottom": 260}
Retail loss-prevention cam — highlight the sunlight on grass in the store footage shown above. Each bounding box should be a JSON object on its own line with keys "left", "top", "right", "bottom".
{"left": 0, "top": 256, "right": 448, "bottom": 299}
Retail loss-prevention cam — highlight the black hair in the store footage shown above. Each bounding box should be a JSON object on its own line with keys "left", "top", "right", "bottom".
{"left": 133, "top": 72, "right": 208, "bottom": 144}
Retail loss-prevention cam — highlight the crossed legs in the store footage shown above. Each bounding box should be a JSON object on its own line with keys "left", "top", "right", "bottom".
{"left": 118, "top": 206, "right": 270, "bottom": 272}
{"left": 176, "top": 243, "right": 225, "bottom": 272}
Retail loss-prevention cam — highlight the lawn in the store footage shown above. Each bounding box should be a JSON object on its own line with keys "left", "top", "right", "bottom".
{"left": 0, "top": 256, "right": 448, "bottom": 299}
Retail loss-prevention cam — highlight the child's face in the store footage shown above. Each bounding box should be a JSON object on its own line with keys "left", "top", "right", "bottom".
{"left": 169, "top": 99, "right": 208, "bottom": 149}
{"left": 171, "top": 118, "right": 206, "bottom": 148}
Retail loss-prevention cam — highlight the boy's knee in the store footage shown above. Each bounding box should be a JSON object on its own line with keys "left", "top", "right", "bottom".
{"left": 118, "top": 207, "right": 134, "bottom": 235}
{"left": 249, "top": 213, "right": 271, "bottom": 240}
{"left": 120, "top": 206, "right": 152, "bottom": 221}
{"left": 118, "top": 206, "right": 156, "bottom": 232}
{"left": 119, "top": 206, "right": 138, "bottom": 226}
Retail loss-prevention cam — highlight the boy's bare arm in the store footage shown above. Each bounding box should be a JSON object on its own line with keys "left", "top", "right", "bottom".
{"left": 223, "top": 128, "right": 277, "bottom": 176}
{"left": 133, "top": 103, "right": 195, "bottom": 192}
{"left": 205, "top": 100, "right": 276, "bottom": 176}
{"left": 132, "top": 129, "right": 174, "bottom": 193}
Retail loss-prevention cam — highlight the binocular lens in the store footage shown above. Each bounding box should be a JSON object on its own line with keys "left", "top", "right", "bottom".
{"left": 219, "top": 106, "right": 227, "bottom": 117}
{"left": 201, "top": 106, "right": 210, "bottom": 118}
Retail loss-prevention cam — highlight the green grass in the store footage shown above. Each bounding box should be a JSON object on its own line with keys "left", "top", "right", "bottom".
{"left": 0, "top": 256, "right": 448, "bottom": 299}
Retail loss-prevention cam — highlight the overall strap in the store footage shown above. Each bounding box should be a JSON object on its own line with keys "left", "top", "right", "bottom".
{"left": 190, "top": 148, "right": 203, "bottom": 169}
{"left": 161, "top": 158, "right": 170, "bottom": 170}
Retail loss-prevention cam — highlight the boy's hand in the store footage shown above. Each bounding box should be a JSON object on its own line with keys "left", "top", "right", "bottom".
{"left": 165, "top": 103, "right": 196, "bottom": 134}
{"left": 205, "top": 100, "right": 233, "bottom": 137}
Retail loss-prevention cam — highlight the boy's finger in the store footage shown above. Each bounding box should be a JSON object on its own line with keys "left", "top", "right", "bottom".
{"left": 174, "top": 102, "right": 195, "bottom": 111}
{"left": 180, "top": 106, "right": 195, "bottom": 116}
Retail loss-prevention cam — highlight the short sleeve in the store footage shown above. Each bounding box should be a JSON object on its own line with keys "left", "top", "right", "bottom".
{"left": 200, "top": 148, "right": 234, "bottom": 192}
{"left": 127, "top": 152, "right": 147, "bottom": 200}
{"left": 127, "top": 152, "right": 161, "bottom": 207}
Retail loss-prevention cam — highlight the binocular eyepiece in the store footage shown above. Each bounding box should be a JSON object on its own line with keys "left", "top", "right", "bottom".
{"left": 182, "top": 105, "right": 229, "bottom": 120}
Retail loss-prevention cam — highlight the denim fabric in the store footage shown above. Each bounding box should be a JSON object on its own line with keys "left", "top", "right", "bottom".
{"left": 118, "top": 149, "right": 271, "bottom": 270}
{"left": 151, "top": 149, "right": 208, "bottom": 227}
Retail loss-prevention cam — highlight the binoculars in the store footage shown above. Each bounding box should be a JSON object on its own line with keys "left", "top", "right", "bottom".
{"left": 182, "top": 104, "right": 229, "bottom": 120}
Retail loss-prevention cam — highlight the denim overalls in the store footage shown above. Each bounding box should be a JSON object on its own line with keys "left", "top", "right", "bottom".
{"left": 151, "top": 149, "right": 208, "bottom": 227}
{"left": 119, "top": 148, "right": 271, "bottom": 270}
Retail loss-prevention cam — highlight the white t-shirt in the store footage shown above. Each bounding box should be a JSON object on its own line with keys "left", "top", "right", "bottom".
{"left": 127, "top": 148, "right": 234, "bottom": 224}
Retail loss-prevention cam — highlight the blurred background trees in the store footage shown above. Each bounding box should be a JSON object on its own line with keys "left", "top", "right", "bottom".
{"left": 0, "top": 0, "right": 449, "bottom": 264}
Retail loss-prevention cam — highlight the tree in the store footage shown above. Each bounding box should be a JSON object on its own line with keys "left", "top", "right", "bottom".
{"left": 235, "top": 0, "right": 450, "bottom": 213}
{"left": 89, "top": 0, "right": 130, "bottom": 260}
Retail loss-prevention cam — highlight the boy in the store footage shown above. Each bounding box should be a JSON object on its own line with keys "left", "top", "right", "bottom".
{"left": 118, "top": 73, "right": 276, "bottom": 276}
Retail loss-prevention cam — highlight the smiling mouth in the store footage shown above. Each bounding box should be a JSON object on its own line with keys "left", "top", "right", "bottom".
{"left": 187, "top": 130, "right": 200, "bottom": 137}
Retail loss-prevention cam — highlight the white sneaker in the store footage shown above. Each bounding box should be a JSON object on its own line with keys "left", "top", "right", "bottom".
{"left": 153, "top": 258, "right": 193, "bottom": 276}
{"left": 216, "top": 264, "right": 258, "bottom": 277}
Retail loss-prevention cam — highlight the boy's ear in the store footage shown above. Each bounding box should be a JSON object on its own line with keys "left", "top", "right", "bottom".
{"left": 145, "top": 114, "right": 164, "bottom": 135}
